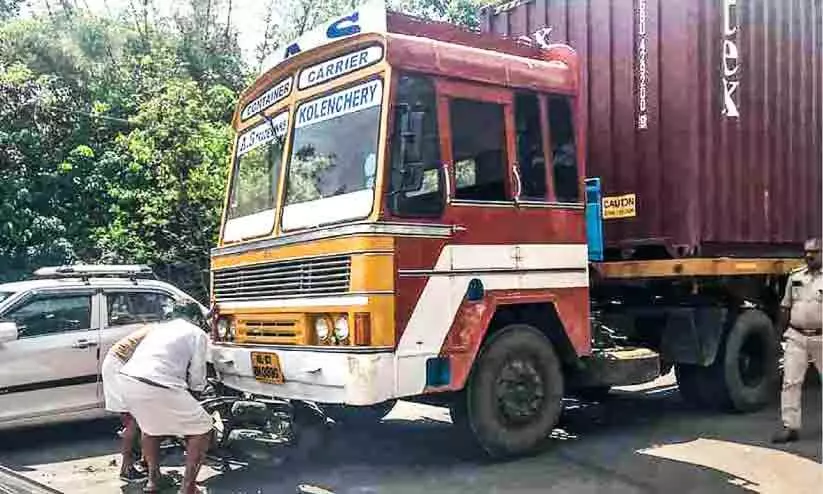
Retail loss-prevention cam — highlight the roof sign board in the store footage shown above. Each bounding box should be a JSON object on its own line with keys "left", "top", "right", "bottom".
{"left": 237, "top": 112, "right": 289, "bottom": 157}
{"left": 295, "top": 79, "right": 382, "bottom": 129}
{"left": 240, "top": 77, "right": 293, "bottom": 121}
{"left": 298, "top": 45, "right": 384, "bottom": 90}
{"left": 260, "top": 0, "right": 387, "bottom": 75}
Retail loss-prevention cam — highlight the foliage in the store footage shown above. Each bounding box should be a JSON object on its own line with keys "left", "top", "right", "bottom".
{"left": 0, "top": 0, "right": 22, "bottom": 20}
{"left": 390, "top": 0, "right": 482, "bottom": 30}
{"left": 0, "top": 0, "right": 482, "bottom": 301}
{"left": 254, "top": 0, "right": 481, "bottom": 71}
{"left": 0, "top": 7, "right": 241, "bottom": 300}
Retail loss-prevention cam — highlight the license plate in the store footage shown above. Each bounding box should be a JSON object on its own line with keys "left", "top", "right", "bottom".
{"left": 251, "top": 352, "right": 284, "bottom": 384}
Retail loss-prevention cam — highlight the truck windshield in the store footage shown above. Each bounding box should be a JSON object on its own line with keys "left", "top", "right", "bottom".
{"left": 223, "top": 112, "right": 288, "bottom": 242}
{"left": 282, "top": 79, "right": 382, "bottom": 230}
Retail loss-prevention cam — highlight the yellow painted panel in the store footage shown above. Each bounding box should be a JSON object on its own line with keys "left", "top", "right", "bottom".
{"left": 350, "top": 254, "right": 395, "bottom": 292}
{"left": 366, "top": 294, "right": 395, "bottom": 347}
{"left": 596, "top": 258, "right": 803, "bottom": 279}
{"left": 212, "top": 235, "right": 394, "bottom": 270}
{"left": 219, "top": 295, "right": 395, "bottom": 347}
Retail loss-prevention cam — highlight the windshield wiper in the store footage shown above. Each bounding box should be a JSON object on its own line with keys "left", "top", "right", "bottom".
{"left": 258, "top": 110, "right": 286, "bottom": 148}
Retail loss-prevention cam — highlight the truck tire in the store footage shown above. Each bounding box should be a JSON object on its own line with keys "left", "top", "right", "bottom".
{"left": 322, "top": 400, "right": 397, "bottom": 425}
{"left": 676, "top": 310, "right": 779, "bottom": 412}
{"left": 465, "top": 325, "right": 564, "bottom": 457}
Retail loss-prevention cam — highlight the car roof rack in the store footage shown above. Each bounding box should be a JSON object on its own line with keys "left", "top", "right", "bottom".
{"left": 33, "top": 264, "right": 156, "bottom": 282}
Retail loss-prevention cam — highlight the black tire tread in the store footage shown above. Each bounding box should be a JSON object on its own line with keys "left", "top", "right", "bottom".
{"left": 676, "top": 310, "right": 779, "bottom": 412}
{"left": 466, "top": 324, "right": 564, "bottom": 457}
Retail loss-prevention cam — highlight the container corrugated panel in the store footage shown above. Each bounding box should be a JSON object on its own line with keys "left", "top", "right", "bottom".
{"left": 481, "top": 0, "right": 822, "bottom": 258}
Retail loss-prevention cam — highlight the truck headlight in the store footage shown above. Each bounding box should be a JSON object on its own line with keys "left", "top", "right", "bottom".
{"left": 334, "top": 316, "right": 349, "bottom": 342}
{"left": 315, "top": 317, "right": 330, "bottom": 342}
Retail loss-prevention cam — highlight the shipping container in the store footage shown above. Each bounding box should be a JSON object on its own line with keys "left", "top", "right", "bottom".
{"left": 481, "top": 0, "right": 822, "bottom": 259}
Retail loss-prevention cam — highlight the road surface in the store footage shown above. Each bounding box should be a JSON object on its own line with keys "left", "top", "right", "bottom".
{"left": 0, "top": 373, "right": 820, "bottom": 494}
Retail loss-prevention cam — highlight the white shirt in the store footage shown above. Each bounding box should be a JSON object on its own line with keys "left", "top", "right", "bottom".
{"left": 120, "top": 319, "right": 209, "bottom": 392}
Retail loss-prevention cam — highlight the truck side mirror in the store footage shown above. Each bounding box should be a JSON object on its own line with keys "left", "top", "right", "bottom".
{"left": 0, "top": 321, "right": 19, "bottom": 343}
{"left": 399, "top": 105, "right": 425, "bottom": 165}
{"left": 400, "top": 163, "right": 425, "bottom": 192}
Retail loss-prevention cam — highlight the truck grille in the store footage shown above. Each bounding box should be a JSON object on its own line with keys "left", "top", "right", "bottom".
{"left": 213, "top": 255, "right": 351, "bottom": 302}
{"left": 243, "top": 320, "right": 299, "bottom": 339}
{"left": 238, "top": 315, "right": 307, "bottom": 345}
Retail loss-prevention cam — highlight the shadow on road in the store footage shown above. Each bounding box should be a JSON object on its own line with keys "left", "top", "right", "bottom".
{"left": 1, "top": 382, "right": 820, "bottom": 493}
{"left": 198, "top": 383, "right": 821, "bottom": 494}
{"left": 0, "top": 418, "right": 119, "bottom": 469}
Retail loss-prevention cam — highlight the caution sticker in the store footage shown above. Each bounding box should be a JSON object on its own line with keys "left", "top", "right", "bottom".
{"left": 602, "top": 193, "right": 636, "bottom": 219}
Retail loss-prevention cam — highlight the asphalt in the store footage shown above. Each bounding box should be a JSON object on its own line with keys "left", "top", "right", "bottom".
{"left": 0, "top": 372, "right": 820, "bottom": 494}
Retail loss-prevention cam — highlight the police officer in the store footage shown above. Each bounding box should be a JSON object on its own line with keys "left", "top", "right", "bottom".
{"left": 772, "top": 238, "right": 822, "bottom": 443}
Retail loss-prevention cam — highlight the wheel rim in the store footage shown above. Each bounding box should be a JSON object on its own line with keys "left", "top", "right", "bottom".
{"left": 495, "top": 357, "right": 545, "bottom": 425}
{"left": 737, "top": 333, "right": 766, "bottom": 387}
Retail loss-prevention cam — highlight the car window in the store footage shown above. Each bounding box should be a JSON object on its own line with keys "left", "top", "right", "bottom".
{"left": 107, "top": 292, "right": 174, "bottom": 327}
{"left": 4, "top": 294, "right": 92, "bottom": 338}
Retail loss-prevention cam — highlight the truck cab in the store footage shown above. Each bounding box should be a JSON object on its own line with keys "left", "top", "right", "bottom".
{"left": 209, "top": 5, "right": 598, "bottom": 455}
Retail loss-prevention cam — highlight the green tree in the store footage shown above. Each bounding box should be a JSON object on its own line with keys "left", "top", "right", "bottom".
{"left": 0, "top": 0, "right": 22, "bottom": 20}
{"left": 0, "top": 0, "right": 485, "bottom": 300}
{"left": 391, "top": 0, "right": 482, "bottom": 29}
{"left": 0, "top": 6, "right": 240, "bottom": 301}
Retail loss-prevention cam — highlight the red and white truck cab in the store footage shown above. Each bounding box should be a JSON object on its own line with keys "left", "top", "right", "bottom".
{"left": 210, "top": 0, "right": 798, "bottom": 456}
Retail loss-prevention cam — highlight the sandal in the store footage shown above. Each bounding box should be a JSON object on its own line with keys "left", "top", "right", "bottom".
{"left": 143, "top": 474, "right": 177, "bottom": 493}
{"left": 119, "top": 465, "right": 148, "bottom": 483}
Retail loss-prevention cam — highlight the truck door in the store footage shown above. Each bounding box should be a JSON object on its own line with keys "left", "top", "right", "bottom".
{"left": 434, "top": 81, "right": 589, "bottom": 350}
{"left": 436, "top": 79, "right": 529, "bottom": 271}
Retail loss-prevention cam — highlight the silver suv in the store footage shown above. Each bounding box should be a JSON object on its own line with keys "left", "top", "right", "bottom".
{"left": 0, "top": 265, "right": 206, "bottom": 430}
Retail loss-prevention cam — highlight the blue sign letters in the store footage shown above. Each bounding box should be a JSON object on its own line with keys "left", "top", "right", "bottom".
{"left": 327, "top": 11, "right": 362, "bottom": 38}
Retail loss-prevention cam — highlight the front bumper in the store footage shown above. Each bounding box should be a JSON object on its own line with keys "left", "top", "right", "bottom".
{"left": 211, "top": 344, "right": 396, "bottom": 406}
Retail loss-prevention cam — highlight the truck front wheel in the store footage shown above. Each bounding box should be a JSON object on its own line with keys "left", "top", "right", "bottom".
{"left": 464, "top": 325, "right": 564, "bottom": 457}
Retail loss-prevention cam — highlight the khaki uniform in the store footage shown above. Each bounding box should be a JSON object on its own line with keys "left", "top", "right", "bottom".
{"left": 779, "top": 267, "right": 822, "bottom": 429}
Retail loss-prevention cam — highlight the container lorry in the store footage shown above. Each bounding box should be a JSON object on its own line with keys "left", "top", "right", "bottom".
{"left": 208, "top": 0, "right": 821, "bottom": 457}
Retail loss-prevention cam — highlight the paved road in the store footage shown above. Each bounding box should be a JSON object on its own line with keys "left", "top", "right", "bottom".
{"left": 0, "top": 374, "right": 820, "bottom": 494}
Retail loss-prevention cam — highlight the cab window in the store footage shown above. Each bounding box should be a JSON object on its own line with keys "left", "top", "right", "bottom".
{"left": 548, "top": 95, "right": 579, "bottom": 203}
{"left": 515, "top": 92, "right": 547, "bottom": 200}
{"left": 4, "top": 294, "right": 92, "bottom": 338}
{"left": 450, "top": 98, "right": 507, "bottom": 201}
{"left": 388, "top": 74, "right": 443, "bottom": 217}
{"left": 106, "top": 292, "right": 174, "bottom": 327}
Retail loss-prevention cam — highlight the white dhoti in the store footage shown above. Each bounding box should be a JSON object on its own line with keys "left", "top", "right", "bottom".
{"left": 780, "top": 328, "right": 822, "bottom": 429}
{"left": 101, "top": 354, "right": 129, "bottom": 413}
{"left": 119, "top": 376, "right": 212, "bottom": 437}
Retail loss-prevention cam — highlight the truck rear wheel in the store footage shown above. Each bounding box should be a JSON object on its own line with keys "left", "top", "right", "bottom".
{"left": 676, "top": 310, "right": 779, "bottom": 412}
{"left": 464, "top": 325, "right": 564, "bottom": 457}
